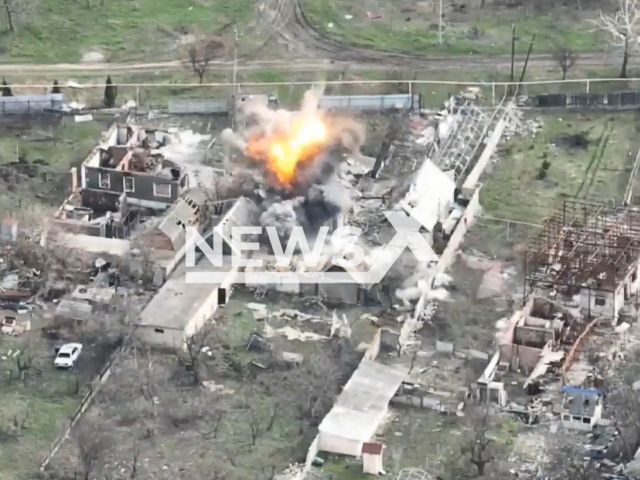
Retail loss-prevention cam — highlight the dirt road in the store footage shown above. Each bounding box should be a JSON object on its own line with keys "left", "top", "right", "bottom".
{"left": 0, "top": 0, "right": 621, "bottom": 77}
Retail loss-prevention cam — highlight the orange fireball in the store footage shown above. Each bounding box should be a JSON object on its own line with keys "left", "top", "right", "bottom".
{"left": 247, "top": 115, "right": 328, "bottom": 187}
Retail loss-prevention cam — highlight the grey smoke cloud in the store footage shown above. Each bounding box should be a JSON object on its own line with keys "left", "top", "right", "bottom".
{"left": 221, "top": 83, "right": 366, "bottom": 178}
{"left": 222, "top": 84, "right": 365, "bottom": 249}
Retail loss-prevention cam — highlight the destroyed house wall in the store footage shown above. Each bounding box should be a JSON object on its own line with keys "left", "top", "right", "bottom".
{"left": 434, "top": 187, "right": 481, "bottom": 278}
{"left": 82, "top": 166, "right": 182, "bottom": 207}
{"left": 524, "top": 200, "right": 640, "bottom": 301}
{"left": 500, "top": 343, "right": 542, "bottom": 371}
{"left": 317, "top": 268, "right": 361, "bottom": 305}
{"left": 514, "top": 325, "right": 555, "bottom": 348}
{"left": 499, "top": 297, "right": 543, "bottom": 370}
{"left": 582, "top": 259, "right": 640, "bottom": 321}
{"left": 578, "top": 288, "right": 619, "bottom": 322}
{"left": 52, "top": 218, "right": 103, "bottom": 237}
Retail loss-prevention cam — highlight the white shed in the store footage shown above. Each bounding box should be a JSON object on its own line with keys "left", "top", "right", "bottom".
{"left": 317, "top": 359, "right": 407, "bottom": 456}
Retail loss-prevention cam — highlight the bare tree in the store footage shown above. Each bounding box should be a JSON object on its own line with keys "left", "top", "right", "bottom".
{"left": 185, "top": 37, "right": 225, "bottom": 84}
{"left": 593, "top": 0, "right": 640, "bottom": 77}
{"left": 242, "top": 388, "right": 281, "bottom": 447}
{"left": 7, "top": 400, "right": 30, "bottom": 438}
{"left": 248, "top": 405, "right": 264, "bottom": 446}
{"left": 462, "top": 408, "right": 495, "bottom": 476}
{"left": 1, "top": 0, "right": 32, "bottom": 34}
{"left": 74, "top": 422, "right": 112, "bottom": 480}
{"left": 606, "top": 380, "right": 640, "bottom": 461}
{"left": 553, "top": 46, "right": 577, "bottom": 80}
{"left": 129, "top": 441, "right": 140, "bottom": 479}
{"left": 542, "top": 438, "right": 600, "bottom": 480}
{"left": 182, "top": 321, "right": 216, "bottom": 385}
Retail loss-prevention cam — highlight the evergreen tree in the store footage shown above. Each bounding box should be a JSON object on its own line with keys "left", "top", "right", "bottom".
{"left": 1, "top": 78, "right": 13, "bottom": 97}
{"left": 103, "top": 75, "right": 117, "bottom": 108}
{"left": 51, "top": 80, "right": 62, "bottom": 94}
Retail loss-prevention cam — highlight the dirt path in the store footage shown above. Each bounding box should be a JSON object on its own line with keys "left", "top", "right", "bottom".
{"left": 0, "top": 0, "right": 622, "bottom": 77}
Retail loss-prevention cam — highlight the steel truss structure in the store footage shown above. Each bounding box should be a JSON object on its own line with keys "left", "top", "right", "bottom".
{"left": 524, "top": 200, "right": 640, "bottom": 296}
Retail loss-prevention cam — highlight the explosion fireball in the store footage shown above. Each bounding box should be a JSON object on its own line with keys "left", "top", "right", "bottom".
{"left": 246, "top": 114, "right": 328, "bottom": 187}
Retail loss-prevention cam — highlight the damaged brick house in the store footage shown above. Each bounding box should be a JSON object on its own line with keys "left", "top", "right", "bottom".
{"left": 560, "top": 386, "right": 603, "bottom": 431}
{"left": 79, "top": 124, "right": 190, "bottom": 212}
{"left": 523, "top": 200, "right": 640, "bottom": 324}
{"left": 496, "top": 200, "right": 640, "bottom": 396}
{"left": 499, "top": 296, "right": 580, "bottom": 373}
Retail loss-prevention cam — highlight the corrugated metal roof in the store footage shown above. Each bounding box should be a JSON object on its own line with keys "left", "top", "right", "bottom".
{"left": 319, "top": 358, "right": 407, "bottom": 443}
{"left": 158, "top": 188, "right": 209, "bottom": 251}
{"left": 168, "top": 99, "right": 229, "bottom": 114}
{"left": 318, "top": 94, "right": 420, "bottom": 111}
{"left": 0, "top": 94, "right": 64, "bottom": 114}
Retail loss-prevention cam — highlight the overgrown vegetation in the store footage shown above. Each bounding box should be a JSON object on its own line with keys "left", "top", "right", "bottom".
{"left": 301, "top": 0, "right": 609, "bottom": 56}
{"left": 0, "top": 0, "right": 254, "bottom": 62}
{"left": 42, "top": 301, "right": 362, "bottom": 480}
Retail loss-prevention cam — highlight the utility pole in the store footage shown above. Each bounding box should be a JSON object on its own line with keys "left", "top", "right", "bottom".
{"left": 510, "top": 23, "right": 516, "bottom": 83}
{"left": 438, "top": 0, "right": 443, "bottom": 45}
{"left": 232, "top": 27, "right": 239, "bottom": 93}
{"left": 232, "top": 27, "right": 239, "bottom": 129}
{"left": 519, "top": 34, "right": 536, "bottom": 84}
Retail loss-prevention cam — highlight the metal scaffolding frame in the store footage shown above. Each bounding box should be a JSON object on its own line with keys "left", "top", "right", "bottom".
{"left": 428, "top": 101, "right": 489, "bottom": 184}
{"left": 524, "top": 200, "right": 640, "bottom": 296}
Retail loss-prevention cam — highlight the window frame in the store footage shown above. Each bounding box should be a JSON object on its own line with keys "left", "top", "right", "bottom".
{"left": 123, "top": 176, "right": 135, "bottom": 193}
{"left": 99, "top": 172, "right": 111, "bottom": 189}
{"left": 153, "top": 183, "right": 172, "bottom": 198}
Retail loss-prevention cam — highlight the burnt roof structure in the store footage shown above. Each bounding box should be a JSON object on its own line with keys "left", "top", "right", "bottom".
{"left": 524, "top": 200, "right": 640, "bottom": 295}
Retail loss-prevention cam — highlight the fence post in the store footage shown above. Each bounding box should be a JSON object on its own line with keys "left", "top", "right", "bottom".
{"left": 409, "top": 81, "right": 412, "bottom": 98}
{"left": 586, "top": 80, "right": 590, "bottom": 94}
{"left": 492, "top": 83, "right": 496, "bottom": 106}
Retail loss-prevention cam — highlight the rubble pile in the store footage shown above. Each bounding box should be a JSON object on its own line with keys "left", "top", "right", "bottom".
{"left": 503, "top": 108, "right": 543, "bottom": 140}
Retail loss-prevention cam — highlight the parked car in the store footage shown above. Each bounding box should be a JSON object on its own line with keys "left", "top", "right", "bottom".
{"left": 54, "top": 343, "right": 82, "bottom": 368}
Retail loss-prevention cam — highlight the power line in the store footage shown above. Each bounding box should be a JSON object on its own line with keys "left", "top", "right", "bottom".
{"left": 0, "top": 77, "right": 637, "bottom": 88}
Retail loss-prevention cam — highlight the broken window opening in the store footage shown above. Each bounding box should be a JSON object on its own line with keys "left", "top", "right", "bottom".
{"left": 154, "top": 328, "right": 165, "bottom": 334}
{"left": 123, "top": 176, "right": 135, "bottom": 193}
{"left": 595, "top": 297, "right": 606, "bottom": 306}
{"left": 154, "top": 183, "right": 171, "bottom": 198}
{"left": 582, "top": 417, "right": 591, "bottom": 424}
{"left": 99, "top": 172, "right": 111, "bottom": 189}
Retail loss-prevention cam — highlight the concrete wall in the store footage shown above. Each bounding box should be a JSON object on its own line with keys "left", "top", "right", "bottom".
{"left": 403, "top": 186, "right": 483, "bottom": 349}
{"left": 305, "top": 436, "right": 320, "bottom": 470}
{"left": 0, "top": 93, "right": 64, "bottom": 114}
{"left": 318, "top": 432, "right": 362, "bottom": 457}
{"left": 579, "top": 289, "right": 617, "bottom": 322}
{"left": 514, "top": 325, "right": 554, "bottom": 348}
{"left": 500, "top": 343, "right": 541, "bottom": 371}
{"left": 137, "top": 325, "right": 184, "bottom": 349}
{"left": 436, "top": 187, "right": 482, "bottom": 278}
{"left": 462, "top": 103, "right": 513, "bottom": 193}
{"left": 318, "top": 282, "right": 359, "bottom": 305}
{"left": 183, "top": 267, "right": 239, "bottom": 349}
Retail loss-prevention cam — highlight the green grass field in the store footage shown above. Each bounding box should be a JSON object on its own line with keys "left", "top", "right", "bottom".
{"left": 300, "top": 0, "right": 606, "bottom": 56}
{"left": 470, "top": 111, "right": 638, "bottom": 254}
{"left": 0, "top": 0, "right": 254, "bottom": 63}
{"left": 0, "top": 339, "right": 81, "bottom": 480}
{"left": 481, "top": 112, "right": 636, "bottom": 222}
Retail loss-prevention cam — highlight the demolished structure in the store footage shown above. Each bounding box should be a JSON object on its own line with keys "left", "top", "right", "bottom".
{"left": 524, "top": 199, "right": 640, "bottom": 322}
{"left": 488, "top": 200, "right": 640, "bottom": 437}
